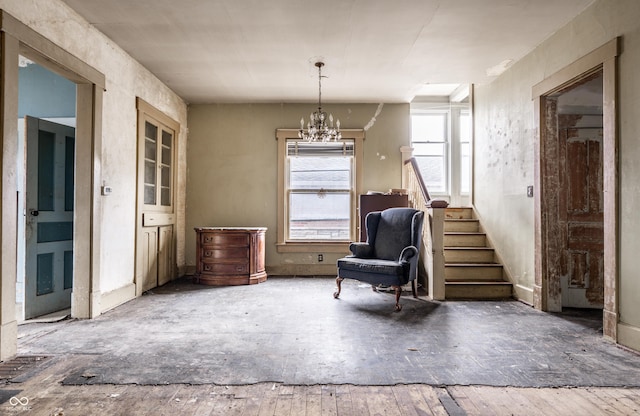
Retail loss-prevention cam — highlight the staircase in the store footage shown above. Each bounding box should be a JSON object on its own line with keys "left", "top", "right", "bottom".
{"left": 443, "top": 207, "right": 513, "bottom": 299}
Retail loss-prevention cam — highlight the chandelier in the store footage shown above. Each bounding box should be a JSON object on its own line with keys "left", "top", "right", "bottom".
{"left": 299, "top": 62, "right": 342, "bottom": 142}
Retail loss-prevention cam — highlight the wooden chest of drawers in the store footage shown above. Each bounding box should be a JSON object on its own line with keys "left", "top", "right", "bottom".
{"left": 194, "top": 227, "right": 267, "bottom": 286}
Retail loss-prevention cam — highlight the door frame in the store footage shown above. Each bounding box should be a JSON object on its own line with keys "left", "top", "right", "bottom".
{"left": 0, "top": 11, "right": 105, "bottom": 359}
{"left": 532, "top": 38, "right": 619, "bottom": 340}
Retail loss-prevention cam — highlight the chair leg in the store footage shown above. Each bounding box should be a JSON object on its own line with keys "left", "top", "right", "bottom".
{"left": 334, "top": 277, "right": 344, "bottom": 299}
{"left": 412, "top": 280, "right": 417, "bottom": 298}
{"left": 392, "top": 285, "right": 402, "bottom": 311}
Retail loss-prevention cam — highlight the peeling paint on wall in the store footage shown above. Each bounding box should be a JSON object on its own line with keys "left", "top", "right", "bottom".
{"left": 364, "top": 103, "right": 384, "bottom": 131}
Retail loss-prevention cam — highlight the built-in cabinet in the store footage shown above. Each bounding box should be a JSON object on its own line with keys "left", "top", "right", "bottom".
{"left": 135, "top": 99, "right": 178, "bottom": 295}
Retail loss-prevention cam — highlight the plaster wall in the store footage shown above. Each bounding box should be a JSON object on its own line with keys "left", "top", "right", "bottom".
{"left": 473, "top": 0, "right": 640, "bottom": 335}
{"left": 1, "top": 0, "right": 188, "bottom": 296}
{"left": 186, "top": 103, "right": 409, "bottom": 275}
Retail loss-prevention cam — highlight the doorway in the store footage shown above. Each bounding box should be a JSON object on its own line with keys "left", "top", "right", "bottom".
{"left": 0, "top": 11, "right": 106, "bottom": 360}
{"left": 546, "top": 73, "right": 604, "bottom": 310}
{"left": 533, "top": 38, "right": 618, "bottom": 340}
{"left": 17, "top": 58, "right": 77, "bottom": 320}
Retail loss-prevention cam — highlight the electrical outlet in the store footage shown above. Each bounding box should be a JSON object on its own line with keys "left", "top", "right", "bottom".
{"left": 527, "top": 186, "right": 534, "bottom": 198}
{"left": 318, "top": 254, "right": 323, "bottom": 262}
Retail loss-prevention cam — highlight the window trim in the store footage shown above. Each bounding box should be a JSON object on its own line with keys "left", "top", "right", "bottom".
{"left": 276, "top": 128, "right": 364, "bottom": 253}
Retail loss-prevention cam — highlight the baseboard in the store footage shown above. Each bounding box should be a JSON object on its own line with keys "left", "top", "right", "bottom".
{"left": 100, "top": 283, "right": 136, "bottom": 314}
{"left": 618, "top": 322, "right": 640, "bottom": 353}
{"left": 267, "top": 264, "right": 337, "bottom": 276}
{"left": 514, "top": 284, "right": 534, "bottom": 305}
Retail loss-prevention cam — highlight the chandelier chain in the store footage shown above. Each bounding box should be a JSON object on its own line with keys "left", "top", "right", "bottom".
{"left": 299, "top": 61, "right": 341, "bottom": 142}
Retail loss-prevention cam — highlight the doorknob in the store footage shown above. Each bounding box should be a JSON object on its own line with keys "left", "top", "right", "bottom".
{"left": 29, "top": 209, "right": 39, "bottom": 216}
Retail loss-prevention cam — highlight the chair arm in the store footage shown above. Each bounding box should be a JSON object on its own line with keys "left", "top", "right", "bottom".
{"left": 349, "top": 242, "right": 374, "bottom": 258}
{"left": 399, "top": 245, "right": 418, "bottom": 263}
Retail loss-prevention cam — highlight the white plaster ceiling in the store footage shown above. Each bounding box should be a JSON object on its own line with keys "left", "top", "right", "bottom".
{"left": 60, "top": 0, "right": 595, "bottom": 104}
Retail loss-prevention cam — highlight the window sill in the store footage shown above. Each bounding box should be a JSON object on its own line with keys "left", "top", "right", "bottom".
{"left": 276, "top": 241, "right": 351, "bottom": 254}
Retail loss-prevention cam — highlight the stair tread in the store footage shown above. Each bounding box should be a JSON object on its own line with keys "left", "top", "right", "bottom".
{"left": 445, "top": 231, "right": 485, "bottom": 234}
{"left": 444, "top": 246, "right": 495, "bottom": 251}
{"left": 446, "top": 263, "right": 502, "bottom": 267}
{"left": 446, "top": 281, "right": 512, "bottom": 285}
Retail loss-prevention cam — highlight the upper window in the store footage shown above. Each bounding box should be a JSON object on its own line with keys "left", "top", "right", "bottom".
{"left": 459, "top": 111, "right": 471, "bottom": 194}
{"left": 411, "top": 113, "right": 448, "bottom": 194}
{"left": 411, "top": 108, "right": 471, "bottom": 198}
{"left": 276, "top": 129, "right": 364, "bottom": 253}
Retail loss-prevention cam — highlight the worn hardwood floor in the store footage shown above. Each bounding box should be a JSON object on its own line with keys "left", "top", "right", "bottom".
{"left": 2, "top": 357, "right": 640, "bottom": 416}
{"left": 4, "top": 382, "right": 640, "bottom": 415}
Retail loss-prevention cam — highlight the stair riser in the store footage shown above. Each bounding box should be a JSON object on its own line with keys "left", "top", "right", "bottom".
{"left": 445, "top": 208, "right": 473, "bottom": 219}
{"left": 444, "top": 234, "right": 486, "bottom": 247}
{"left": 444, "top": 221, "right": 479, "bottom": 233}
{"left": 445, "top": 267, "right": 504, "bottom": 280}
{"left": 445, "top": 284, "right": 513, "bottom": 299}
{"left": 445, "top": 250, "right": 495, "bottom": 263}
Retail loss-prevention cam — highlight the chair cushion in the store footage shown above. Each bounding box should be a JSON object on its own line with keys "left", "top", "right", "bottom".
{"left": 337, "top": 257, "right": 406, "bottom": 277}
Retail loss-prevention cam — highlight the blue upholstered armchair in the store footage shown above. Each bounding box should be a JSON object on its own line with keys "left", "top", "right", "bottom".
{"left": 335, "top": 207, "right": 424, "bottom": 311}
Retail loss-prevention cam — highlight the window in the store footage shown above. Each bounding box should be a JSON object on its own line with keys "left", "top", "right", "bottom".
{"left": 276, "top": 129, "right": 364, "bottom": 253}
{"left": 287, "top": 141, "right": 353, "bottom": 241}
{"left": 141, "top": 113, "right": 175, "bottom": 212}
{"left": 410, "top": 106, "right": 472, "bottom": 200}
{"left": 411, "top": 113, "right": 448, "bottom": 193}
{"left": 459, "top": 111, "right": 471, "bottom": 194}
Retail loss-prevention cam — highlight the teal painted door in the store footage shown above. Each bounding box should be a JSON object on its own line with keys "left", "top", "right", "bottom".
{"left": 25, "top": 117, "right": 75, "bottom": 319}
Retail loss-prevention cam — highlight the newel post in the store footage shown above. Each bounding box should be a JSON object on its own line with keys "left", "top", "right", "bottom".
{"left": 428, "top": 200, "right": 448, "bottom": 301}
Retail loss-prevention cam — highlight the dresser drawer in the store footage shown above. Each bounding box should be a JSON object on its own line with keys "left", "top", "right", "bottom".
{"left": 201, "top": 262, "right": 248, "bottom": 275}
{"left": 200, "top": 232, "right": 249, "bottom": 246}
{"left": 201, "top": 247, "right": 249, "bottom": 260}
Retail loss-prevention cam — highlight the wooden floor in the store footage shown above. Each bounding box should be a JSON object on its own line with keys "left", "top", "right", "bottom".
{"left": 3, "top": 359, "right": 640, "bottom": 416}
{"left": 7, "top": 279, "right": 640, "bottom": 415}
{"left": 4, "top": 383, "right": 640, "bottom": 415}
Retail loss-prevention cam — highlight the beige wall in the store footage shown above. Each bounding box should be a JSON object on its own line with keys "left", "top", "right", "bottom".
{"left": 1, "top": 0, "right": 188, "bottom": 296}
{"left": 186, "top": 103, "right": 409, "bottom": 275}
{"left": 473, "top": 0, "right": 640, "bottom": 347}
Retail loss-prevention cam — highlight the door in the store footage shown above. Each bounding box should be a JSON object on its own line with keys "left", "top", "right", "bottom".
{"left": 135, "top": 99, "right": 177, "bottom": 295}
{"left": 559, "top": 126, "right": 604, "bottom": 308}
{"left": 25, "top": 117, "right": 75, "bottom": 319}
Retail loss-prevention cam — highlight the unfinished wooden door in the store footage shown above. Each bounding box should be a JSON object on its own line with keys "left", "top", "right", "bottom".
{"left": 559, "top": 127, "right": 604, "bottom": 308}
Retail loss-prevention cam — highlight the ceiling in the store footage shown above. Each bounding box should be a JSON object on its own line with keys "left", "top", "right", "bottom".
{"left": 60, "top": 0, "right": 595, "bottom": 104}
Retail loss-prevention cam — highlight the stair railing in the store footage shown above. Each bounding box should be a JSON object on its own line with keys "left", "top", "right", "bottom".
{"left": 403, "top": 158, "right": 447, "bottom": 300}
